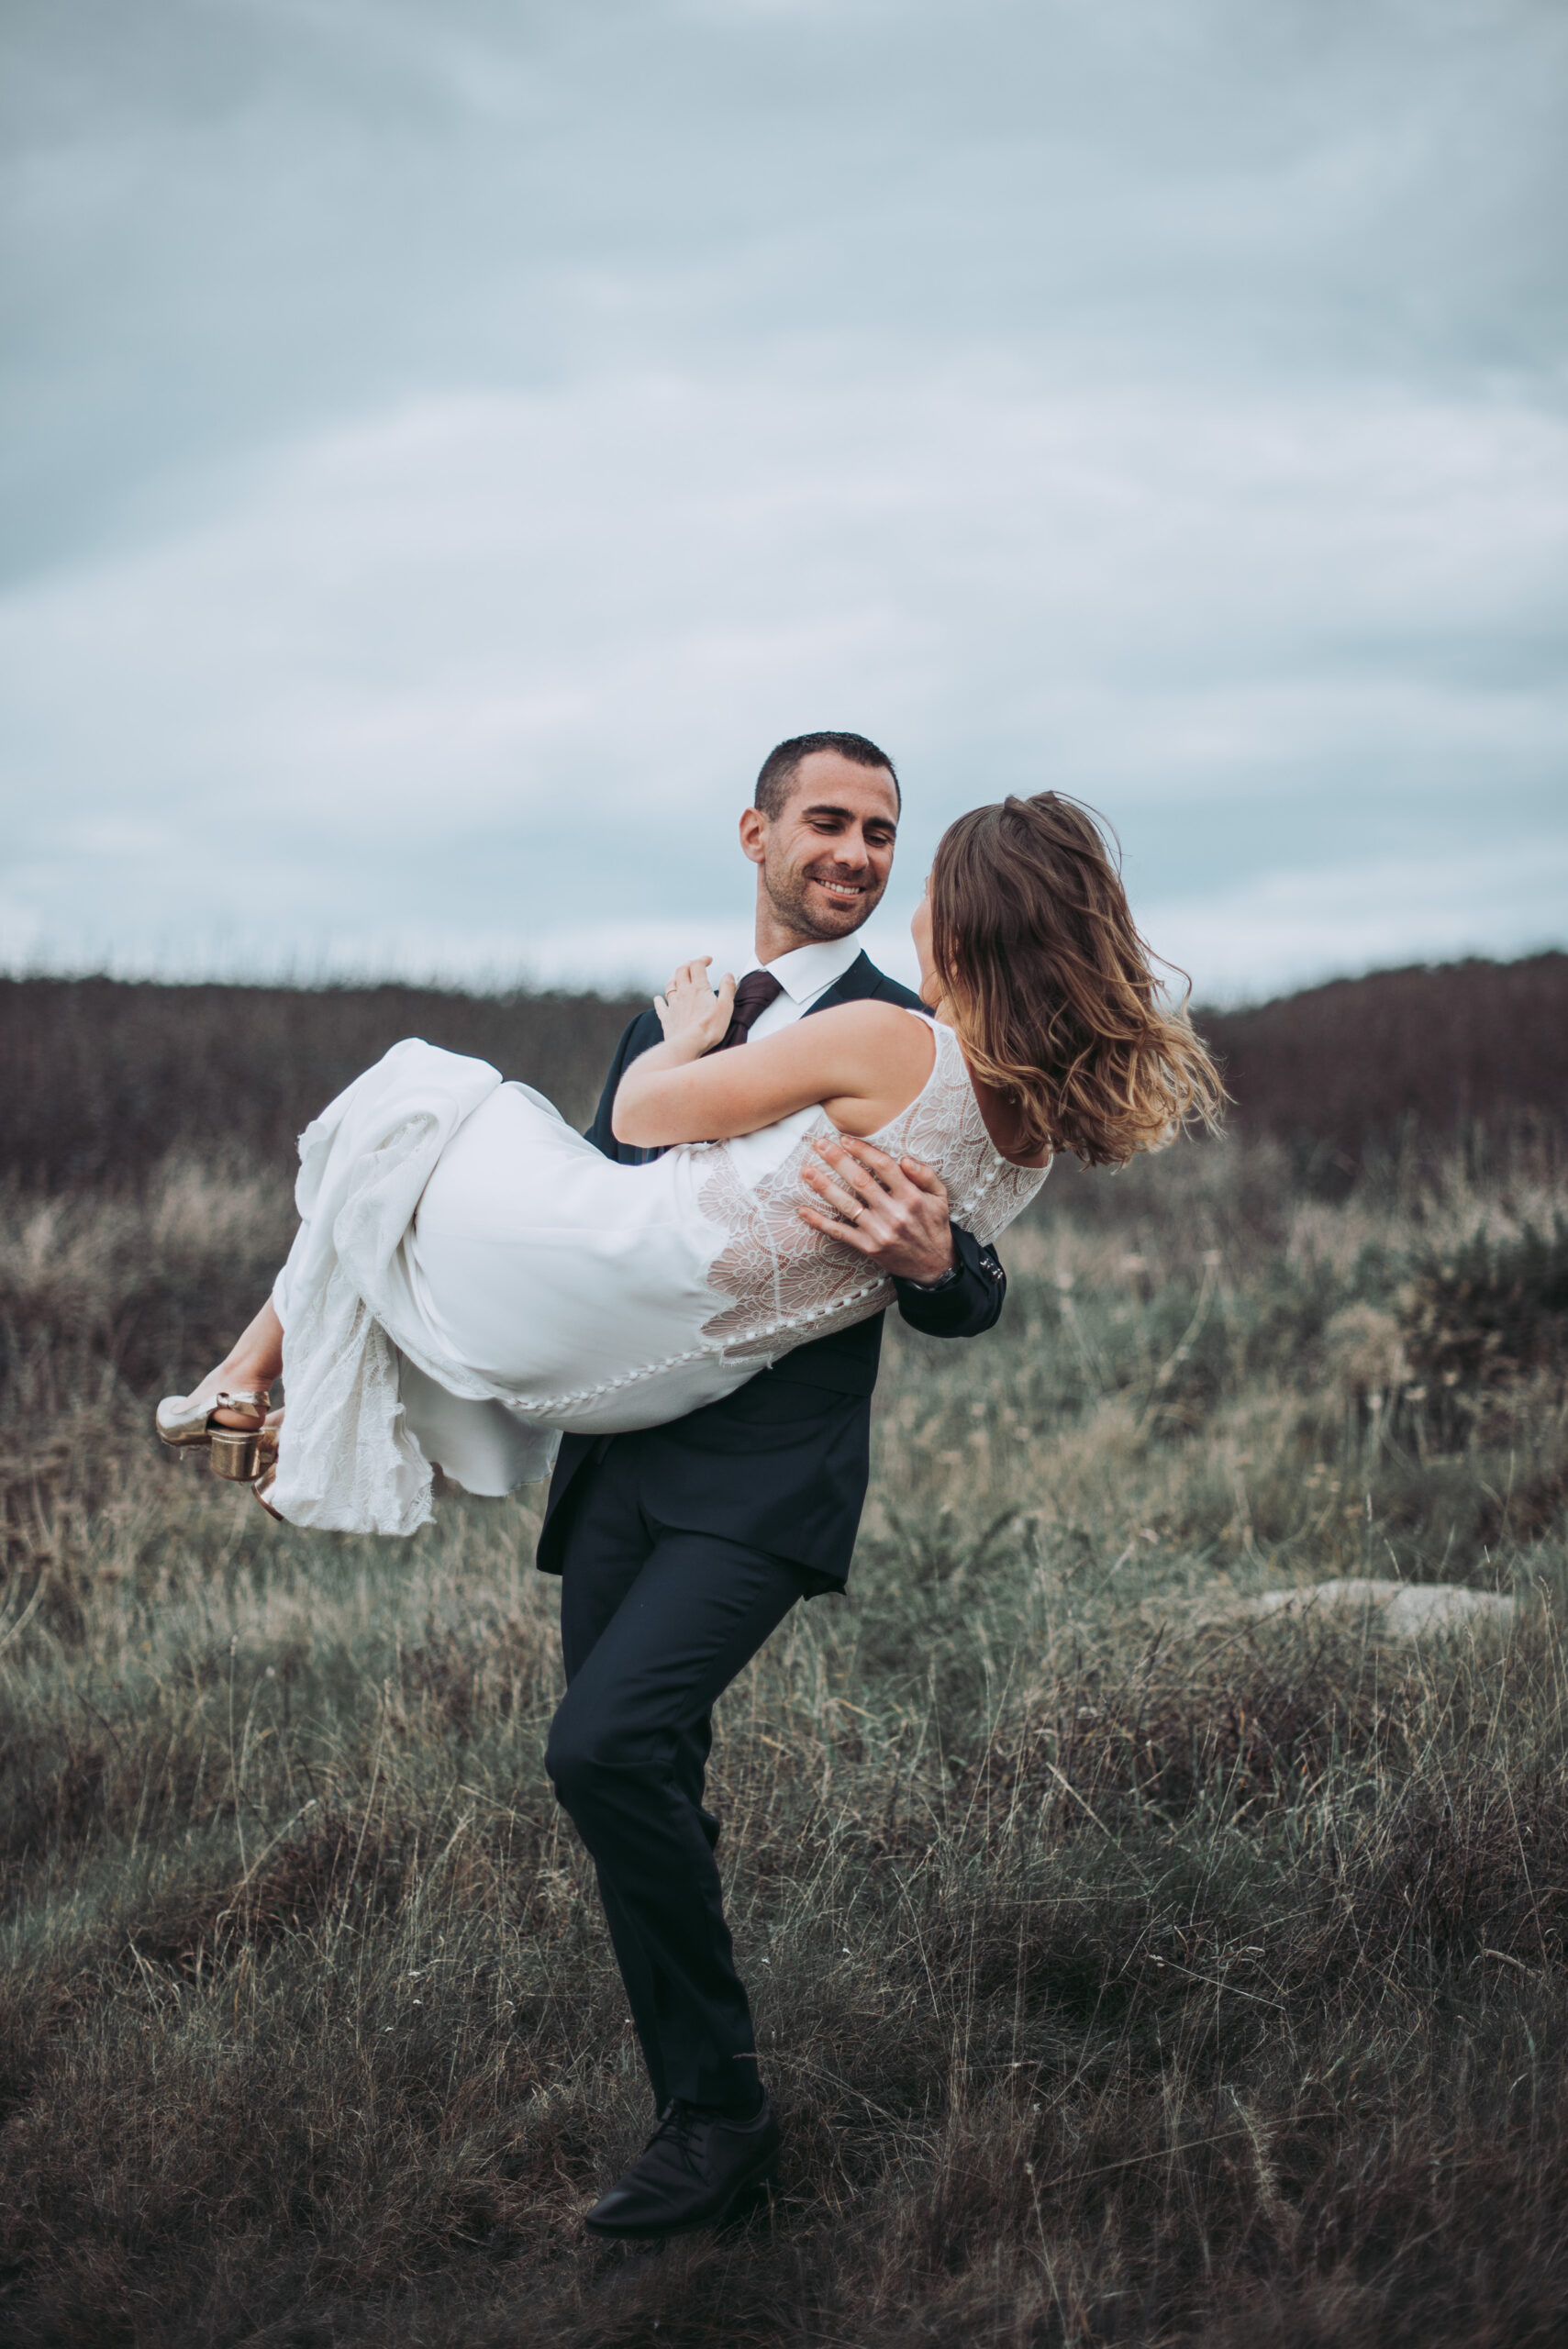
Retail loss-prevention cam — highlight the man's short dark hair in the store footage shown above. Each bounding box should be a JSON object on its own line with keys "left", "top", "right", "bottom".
{"left": 753, "top": 731, "right": 901, "bottom": 821}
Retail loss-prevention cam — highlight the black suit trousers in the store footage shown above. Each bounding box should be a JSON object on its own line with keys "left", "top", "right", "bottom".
{"left": 543, "top": 1430, "right": 811, "bottom": 2113}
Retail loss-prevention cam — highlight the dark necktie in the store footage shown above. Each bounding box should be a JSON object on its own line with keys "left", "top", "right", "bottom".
{"left": 708, "top": 969, "right": 784, "bottom": 1053}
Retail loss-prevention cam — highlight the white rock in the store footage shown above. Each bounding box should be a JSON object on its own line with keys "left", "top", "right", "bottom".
{"left": 1236, "top": 1578, "right": 1515, "bottom": 1639}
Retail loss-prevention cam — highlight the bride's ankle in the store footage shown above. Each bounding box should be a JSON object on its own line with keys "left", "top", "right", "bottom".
{"left": 206, "top": 1359, "right": 276, "bottom": 1421}
{"left": 199, "top": 1302, "right": 284, "bottom": 1420}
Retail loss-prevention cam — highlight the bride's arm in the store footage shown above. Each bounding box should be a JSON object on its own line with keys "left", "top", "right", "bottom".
{"left": 612, "top": 961, "right": 935, "bottom": 1147}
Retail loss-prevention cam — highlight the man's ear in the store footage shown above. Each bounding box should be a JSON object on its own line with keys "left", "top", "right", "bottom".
{"left": 738, "top": 807, "right": 767, "bottom": 868}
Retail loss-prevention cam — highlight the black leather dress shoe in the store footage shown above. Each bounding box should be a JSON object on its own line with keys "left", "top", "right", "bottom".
{"left": 584, "top": 2097, "right": 780, "bottom": 2239}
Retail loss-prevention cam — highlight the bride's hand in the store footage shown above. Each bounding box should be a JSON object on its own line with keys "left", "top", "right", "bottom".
{"left": 653, "top": 958, "right": 736, "bottom": 1059}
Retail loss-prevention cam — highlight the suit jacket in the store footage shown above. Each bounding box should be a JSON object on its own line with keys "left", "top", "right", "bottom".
{"left": 535, "top": 947, "right": 1006, "bottom": 1586}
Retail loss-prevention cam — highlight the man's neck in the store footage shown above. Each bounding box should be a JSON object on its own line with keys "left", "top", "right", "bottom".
{"left": 754, "top": 921, "right": 865, "bottom": 965}
{"left": 759, "top": 934, "right": 862, "bottom": 973}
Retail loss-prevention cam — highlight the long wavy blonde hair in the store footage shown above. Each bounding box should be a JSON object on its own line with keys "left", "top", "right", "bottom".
{"left": 929, "top": 793, "right": 1225, "bottom": 1167}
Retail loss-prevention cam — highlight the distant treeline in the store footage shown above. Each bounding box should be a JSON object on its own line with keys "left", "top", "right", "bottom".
{"left": 1203, "top": 952, "right": 1568, "bottom": 1167}
{"left": 0, "top": 979, "right": 642, "bottom": 1190}
{"left": 1, "top": 952, "right": 1564, "bottom": 1189}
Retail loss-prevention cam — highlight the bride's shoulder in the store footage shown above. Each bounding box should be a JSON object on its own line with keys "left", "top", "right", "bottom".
{"left": 815, "top": 996, "right": 929, "bottom": 1033}
{"left": 813, "top": 997, "right": 935, "bottom": 1058}
{"left": 799, "top": 1000, "right": 936, "bottom": 1108}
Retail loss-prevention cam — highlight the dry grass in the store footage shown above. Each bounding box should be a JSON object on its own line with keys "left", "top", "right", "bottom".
{"left": 2, "top": 1101, "right": 1567, "bottom": 2342}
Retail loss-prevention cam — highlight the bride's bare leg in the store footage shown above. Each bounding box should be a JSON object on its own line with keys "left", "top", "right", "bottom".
{"left": 194, "top": 1298, "right": 285, "bottom": 1426}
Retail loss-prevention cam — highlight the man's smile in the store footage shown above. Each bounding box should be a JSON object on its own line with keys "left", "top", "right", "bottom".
{"left": 807, "top": 872, "right": 873, "bottom": 903}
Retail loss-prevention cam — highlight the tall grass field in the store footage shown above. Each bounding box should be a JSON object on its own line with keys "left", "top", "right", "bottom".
{"left": 2, "top": 960, "right": 1566, "bottom": 2346}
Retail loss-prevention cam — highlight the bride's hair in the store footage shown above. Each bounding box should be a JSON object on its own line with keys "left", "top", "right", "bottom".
{"left": 930, "top": 794, "right": 1226, "bottom": 1168}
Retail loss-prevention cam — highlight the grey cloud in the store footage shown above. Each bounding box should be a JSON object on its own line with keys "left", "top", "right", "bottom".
{"left": 2, "top": 0, "right": 1563, "bottom": 996}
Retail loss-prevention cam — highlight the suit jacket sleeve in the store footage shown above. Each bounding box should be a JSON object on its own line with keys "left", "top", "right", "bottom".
{"left": 584, "top": 1009, "right": 664, "bottom": 1163}
{"left": 892, "top": 1223, "right": 1006, "bottom": 1339}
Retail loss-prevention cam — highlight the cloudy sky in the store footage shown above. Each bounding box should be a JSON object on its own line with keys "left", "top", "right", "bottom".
{"left": 4, "top": 0, "right": 1564, "bottom": 1002}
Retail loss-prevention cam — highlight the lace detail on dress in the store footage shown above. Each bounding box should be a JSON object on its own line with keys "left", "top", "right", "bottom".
{"left": 697, "top": 1017, "right": 1049, "bottom": 1360}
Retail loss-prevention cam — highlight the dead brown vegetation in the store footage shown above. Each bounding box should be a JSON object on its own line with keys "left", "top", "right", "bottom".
{"left": 0, "top": 970, "right": 1565, "bottom": 2343}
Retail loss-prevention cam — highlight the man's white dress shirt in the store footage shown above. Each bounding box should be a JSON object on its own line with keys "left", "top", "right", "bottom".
{"left": 744, "top": 935, "right": 864, "bottom": 1043}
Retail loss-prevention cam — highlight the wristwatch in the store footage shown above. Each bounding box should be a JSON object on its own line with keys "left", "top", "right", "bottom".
{"left": 905, "top": 1261, "right": 962, "bottom": 1294}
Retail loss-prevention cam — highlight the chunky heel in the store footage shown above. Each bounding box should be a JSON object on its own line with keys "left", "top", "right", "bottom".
{"left": 208, "top": 1427, "right": 260, "bottom": 1481}
{"left": 251, "top": 1421, "right": 284, "bottom": 1520}
{"left": 157, "top": 1388, "right": 284, "bottom": 1519}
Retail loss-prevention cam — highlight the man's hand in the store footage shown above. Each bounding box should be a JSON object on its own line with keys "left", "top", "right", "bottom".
{"left": 797, "top": 1135, "right": 957, "bottom": 1286}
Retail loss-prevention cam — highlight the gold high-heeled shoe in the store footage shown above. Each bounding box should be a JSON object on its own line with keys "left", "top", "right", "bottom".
{"left": 155, "top": 1387, "right": 272, "bottom": 1482}
{"left": 251, "top": 1417, "right": 284, "bottom": 1520}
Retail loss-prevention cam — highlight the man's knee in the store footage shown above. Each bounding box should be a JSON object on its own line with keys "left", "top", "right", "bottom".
{"left": 545, "top": 1698, "right": 638, "bottom": 1817}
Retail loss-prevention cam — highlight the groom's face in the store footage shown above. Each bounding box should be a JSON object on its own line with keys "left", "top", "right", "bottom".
{"left": 745, "top": 751, "right": 899, "bottom": 945}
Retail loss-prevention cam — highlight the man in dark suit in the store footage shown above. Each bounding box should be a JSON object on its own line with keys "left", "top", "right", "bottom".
{"left": 539, "top": 732, "right": 1006, "bottom": 2237}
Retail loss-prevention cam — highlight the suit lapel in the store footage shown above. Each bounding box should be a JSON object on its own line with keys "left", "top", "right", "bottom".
{"left": 806, "top": 949, "right": 923, "bottom": 1019}
{"left": 805, "top": 950, "right": 879, "bottom": 1016}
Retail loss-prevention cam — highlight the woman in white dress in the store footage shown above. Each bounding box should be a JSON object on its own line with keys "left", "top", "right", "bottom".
{"left": 158, "top": 794, "right": 1222, "bottom": 1533}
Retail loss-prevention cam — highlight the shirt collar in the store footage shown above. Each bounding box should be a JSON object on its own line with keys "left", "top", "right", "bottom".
{"left": 759, "top": 934, "right": 863, "bottom": 1006}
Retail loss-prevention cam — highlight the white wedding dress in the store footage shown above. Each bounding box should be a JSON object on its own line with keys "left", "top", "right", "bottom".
{"left": 267, "top": 1013, "right": 1050, "bottom": 1535}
